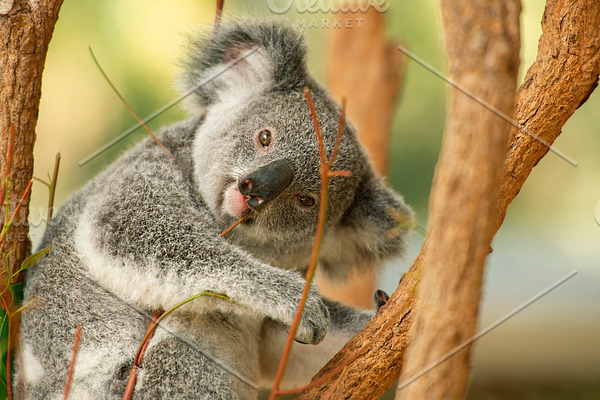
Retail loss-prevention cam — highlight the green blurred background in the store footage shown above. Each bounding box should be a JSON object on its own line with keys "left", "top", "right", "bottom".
{"left": 29, "top": 0, "right": 599, "bottom": 398}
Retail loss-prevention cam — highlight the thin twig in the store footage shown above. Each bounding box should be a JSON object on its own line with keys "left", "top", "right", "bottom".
{"left": 88, "top": 47, "right": 177, "bottom": 162}
{"left": 48, "top": 153, "right": 61, "bottom": 222}
{"left": 63, "top": 325, "right": 82, "bottom": 400}
{"left": 137, "top": 293, "right": 231, "bottom": 362}
{"left": 122, "top": 309, "right": 163, "bottom": 400}
{"left": 268, "top": 89, "right": 348, "bottom": 400}
{"left": 220, "top": 210, "right": 253, "bottom": 237}
{"left": 123, "top": 292, "right": 233, "bottom": 399}
{"left": 304, "top": 91, "right": 327, "bottom": 165}
{"left": 135, "top": 309, "right": 164, "bottom": 366}
{"left": 275, "top": 352, "right": 358, "bottom": 396}
{"left": 32, "top": 177, "right": 50, "bottom": 187}
{"left": 324, "top": 366, "right": 348, "bottom": 400}
{"left": 0, "top": 180, "right": 33, "bottom": 244}
{"left": 214, "top": 0, "right": 225, "bottom": 32}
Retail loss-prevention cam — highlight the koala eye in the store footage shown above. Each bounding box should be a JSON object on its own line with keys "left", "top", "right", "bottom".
{"left": 297, "top": 194, "right": 315, "bottom": 208}
{"left": 258, "top": 129, "right": 272, "bottom": 148}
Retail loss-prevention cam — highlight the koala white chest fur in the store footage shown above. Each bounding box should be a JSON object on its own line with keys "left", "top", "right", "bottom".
{"left": 19, "top": 21, "right": 412, "bottom": 399}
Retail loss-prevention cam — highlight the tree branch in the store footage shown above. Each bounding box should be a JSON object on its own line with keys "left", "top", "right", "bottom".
{"left": 396, "top": 0, "right": 521, "bottom": 397}
{"left": 297, "top": 1, "right": 600, "bottom": 398}
{"left": 0, "top": 0, "right": 64, "bottom": 288}
{"left": 497, "top": 0, "right": 600, "bottom": 233}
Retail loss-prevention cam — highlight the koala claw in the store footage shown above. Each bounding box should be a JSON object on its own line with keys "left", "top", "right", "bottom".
{"left": 293, "top": 294, "right": 330, "bottom": 345}
{"left": 374, "top": 289, "right": 390, "bottom": 311}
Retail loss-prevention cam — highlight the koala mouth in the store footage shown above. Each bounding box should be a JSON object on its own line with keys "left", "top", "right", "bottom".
{"left": 223, "top": 183, "right": 250, "bottom": 218}
{"left": 222, "top": 160, "right": 293, "bottom": 225}
{"left": 222, "top": 184, "right": 263, "bottom": 228}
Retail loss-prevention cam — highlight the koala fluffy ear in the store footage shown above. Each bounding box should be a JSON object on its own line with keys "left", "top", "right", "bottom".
{"left": 178, "top": 21, "right": 308, "bottom": 113}
{"left": 320, "top": 174, "right": 414, "bottom": 279}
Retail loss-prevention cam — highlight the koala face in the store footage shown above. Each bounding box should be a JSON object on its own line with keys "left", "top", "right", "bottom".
{"left": 184, "top": 21, "right": 413, "bottom": 273}
{"left": 194, "top": 85, "right": 369, "bottom": 267}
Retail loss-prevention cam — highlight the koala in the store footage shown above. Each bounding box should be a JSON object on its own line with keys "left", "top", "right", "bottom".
{"left": 18, "top": 21, "right": 413, "bottom": 399}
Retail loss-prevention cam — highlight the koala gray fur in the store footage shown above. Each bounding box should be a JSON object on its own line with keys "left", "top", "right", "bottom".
{"left": 18, "top": 21, "right": 413, "bottom": 399}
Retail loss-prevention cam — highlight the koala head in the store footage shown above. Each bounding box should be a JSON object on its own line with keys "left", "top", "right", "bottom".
{"left": 180, "top": 21, "right": 413, "bottom": 276}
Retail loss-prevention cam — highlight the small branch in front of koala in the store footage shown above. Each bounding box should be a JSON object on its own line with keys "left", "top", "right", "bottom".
{"left": 328, "top": 170, "right": 351, "bottom": 178}
{"left": 220, "top": 209, "right": 254, "bottom": 237}
{"left": 275, "top": 353, "right": 359, "bottom": 396}
{"left": 304, "top": 88, "right": 327, "bottom": 165}
{"left": 414, "top": 222, "right": 428, "bottom": 237}
{"left": 123, "top": 292, "right": 234, "bottom": 399}
{"left": 48, "top": 152, "right": 61, "bottom": 222}
{"left": 136, "top": 309, "right": 163, "bottom": 367}
{"left": 0, "top": 180, "right": 33, "bottom": 245}
{"left": 62, "top": 325, "right": 82, "bottom": 400}
{"left": 324, "top": 365, "right": 348, "bottom": 400}
{"left": 0, "top": 248, "right": 52, "bottom": 298}
{"left": 214, "top": 0, "right": 225, "bottom": 32}
{"left": 32, "top": 152, "right": 61, "bottom": 224}
{"left": 122, "top": 309, "right": 163, "bottom": 400}
{"left": 327, "top": 98, "right": 346, "bottom": 169}
{"left": 88, "top": 47, "right": 178, "bottom": 163}
{"left": 268, "top": 90, "right": 349, "bottom": 400}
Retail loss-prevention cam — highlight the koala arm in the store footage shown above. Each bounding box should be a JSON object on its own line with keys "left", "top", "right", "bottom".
{"left": 259, "top": 297, "right": 376, "bottom": 389}
{"left": 75, "top": 148, "right": 328, "bottom": 344}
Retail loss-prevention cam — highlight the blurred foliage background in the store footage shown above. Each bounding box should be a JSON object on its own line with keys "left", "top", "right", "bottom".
{"left": 29, "top": 0, "right": 599, "bottom": 398}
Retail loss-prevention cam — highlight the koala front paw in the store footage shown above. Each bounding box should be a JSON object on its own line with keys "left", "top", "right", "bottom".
{"left": 293, "top": 290, "right": 330, "bottom": 345}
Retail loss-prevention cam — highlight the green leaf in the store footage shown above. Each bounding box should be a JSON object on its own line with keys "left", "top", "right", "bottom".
{"left": 19, "top": 246, "right": 52, "bottom": 272}
{"left": 10, "top": 282, "right": 25, "bottom": 306}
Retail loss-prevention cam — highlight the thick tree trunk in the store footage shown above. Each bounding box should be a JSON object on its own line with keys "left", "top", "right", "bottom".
{"left": 297, "top": 0, "right": 600, "bottom": 399}
{"left": 0, "top": 1, "right": 64, "bottom": 294}
{"left": 317, "top": 8, "right": 404, "bottom": 309}
{"left": 396, "top": 0, "right": 521, "bottom": 398}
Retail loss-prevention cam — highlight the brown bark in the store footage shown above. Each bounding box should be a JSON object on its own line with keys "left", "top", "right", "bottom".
{"left": 497, "top": 0, "right": 600, "bottom": 233}
{"left": 317, "top": 8, "right": 404, "bottom": 309}
{"left": 0, "top": 1, "right": 64, "bottom": 294}
{"left": 396, "top": 0, "right": 520, "bottom": 398}
{"left": 297, "top": 0, "right": 600, "bottom": 399}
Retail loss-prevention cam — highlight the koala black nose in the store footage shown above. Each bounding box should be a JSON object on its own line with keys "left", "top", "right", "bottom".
{"left": 238, "top": 159, "right": 294, "bottom": 211}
